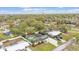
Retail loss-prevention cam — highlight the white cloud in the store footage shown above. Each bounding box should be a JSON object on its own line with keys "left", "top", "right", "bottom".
{"left": 22, "top": 7, "right": 46, "bottom": 11}
{"left": 65, "top": 9, "right": 79, "bottom": 13}
{"left": 0, "top": 7, "right": 79, "bottom": 14}
{"left": 0, "top": 10, "right": 23, "bottom": 14}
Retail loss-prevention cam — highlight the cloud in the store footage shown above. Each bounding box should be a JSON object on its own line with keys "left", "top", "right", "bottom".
{"left": 0, "top": 10, "right": 23, "bottom": 14}
{"left": 22, "top": 7, "right": 46, "bottom": 11}
{"left": 18, "top": 8, "right": 79, "bottom": 14}
{"left": 0, "top": 7, "right": 79, "bottom": 14}
{"left": 65, "top": 9, "right": 79, "bottom": 13}
{"left": 19, "top": 7, "right": 46, "bottom": 14}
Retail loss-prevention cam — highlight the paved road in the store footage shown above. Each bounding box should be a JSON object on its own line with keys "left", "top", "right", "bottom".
{"left": 53, "top": 38, "right": 75, "bottom": 51}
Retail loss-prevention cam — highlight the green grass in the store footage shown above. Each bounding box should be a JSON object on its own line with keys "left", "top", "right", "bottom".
{"left": 29, "top": 43, "right": 56, "bottom": 51}
{"left": 0, "top": 33, "right": 16, "bottom": 41}
{"left": 62, "top": 33, "right": 73, "bottom": 41}
{"left": 57, "top": 40, "right": 63, "bottom": 45}
{"left": 64, "top": 43, "right": 79, "bottom": 51}
{"left": 62, "top": 29, "right": 79, "bottom": 41}
{"left": 63, "top": 29, "right": 79, "bottom": 51}
{"left": 68, "top": 30, "right": 79, "bottom": 38}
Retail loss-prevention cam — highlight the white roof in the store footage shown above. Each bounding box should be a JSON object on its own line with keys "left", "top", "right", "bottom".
{"left": 48, "top": 31, "right": 61, "bottom": 36}
{"left": 3, "top": 29, "right": 10, "bottom": 33}
{"left": 5, "top": 41, "right": 29, "bottom": 51}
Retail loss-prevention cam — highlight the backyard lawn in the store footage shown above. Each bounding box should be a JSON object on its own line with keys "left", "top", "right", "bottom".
{"left": 29, "top": 42, "right": 56, "bottom": 51}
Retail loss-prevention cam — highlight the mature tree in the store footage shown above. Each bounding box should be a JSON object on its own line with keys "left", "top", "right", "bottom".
{"left": 26, "top": 27, "right": 36, "bottom": 34}
{"left": 59, "top": 24, "right": 68, "bottom": 33}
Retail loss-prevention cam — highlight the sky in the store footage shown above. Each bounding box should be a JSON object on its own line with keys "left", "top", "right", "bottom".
{"left": 0, "top": 7, "right": 79, "bottom": 14}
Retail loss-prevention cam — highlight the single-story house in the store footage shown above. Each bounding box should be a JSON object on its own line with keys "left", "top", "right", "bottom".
{"left": 1, "top": 37, "right": 30, "bottom": 51}
{"left": 47, "top": 31, "right": 62, "bottom": 40}
{"left": 3, "top": 29, "right": 10, "bottom": 35}
{"left": 2, "top": 29, "right": 14, "bottom": 37}
{"left": 25, "top": 34, "right": 48, "bottom": 46}
{"left": 5, "top": 41, "right": 29, "bottom": 51}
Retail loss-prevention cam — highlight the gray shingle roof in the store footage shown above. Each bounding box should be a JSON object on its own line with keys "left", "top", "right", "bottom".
{"left": 26, "top": 34, "right": 48, "bottom": 43}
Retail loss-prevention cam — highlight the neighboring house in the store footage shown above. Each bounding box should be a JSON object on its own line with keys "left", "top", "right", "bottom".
{"left": 13, "top": 19, "right": 21, "bottom": 26}
{"left": 3, "top": 29, "right": 10, "bottom": 34}
{"left": 0, "top": 22, "right": 10, "bottom": 35}
{"left": 0, "top": 22, "right": 9, "bottom": 29}
{"left": 1, "top": 28, "right": 13, "bottom": 37}
{"left": 25, "top": 34, "right": 48, "bottom": 46}
{"left": 47, "top": 31, "right": 62, "bottom": 40}
{"left": 0, "top": 37, "right": 30, "bottom": 51}
{"left": 5, "top": 41, "right": 29, "bottom": 51}
{"left": 0, "top": 22, "right": 13, "bottom": 37}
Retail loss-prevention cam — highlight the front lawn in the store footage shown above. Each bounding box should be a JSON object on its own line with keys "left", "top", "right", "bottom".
{"left": 29, "top": 42, "right": 56, "bottom": 51}
{"left": 63, "top": 29, "right": 79, "bottom": 51}
{"left": 57, "top": 40, "right": 63, "bottom": 45}
{"left": 62, "top": 30, "right": 79, "bottom": 41}
{"left": 62, "top": 33, "right": 73, "bottom": 41}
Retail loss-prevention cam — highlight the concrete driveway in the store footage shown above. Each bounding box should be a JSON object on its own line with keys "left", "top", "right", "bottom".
{"left": 46, "top": 38, "right": 58, "bottom": 46}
